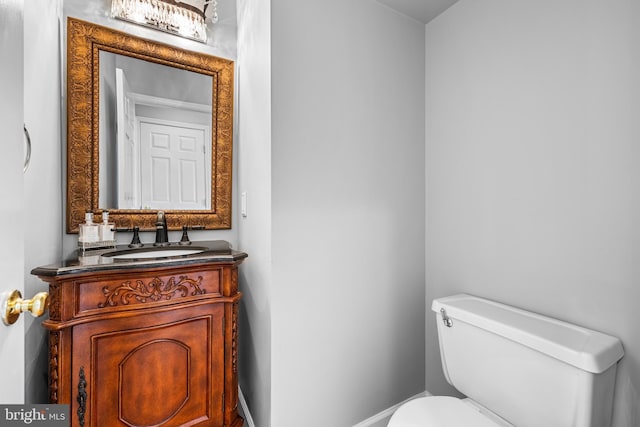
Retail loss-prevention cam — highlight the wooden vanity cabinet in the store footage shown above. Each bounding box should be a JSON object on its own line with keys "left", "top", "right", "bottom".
{"left": 34, "top": 255, "right": 245, "bottom": 427}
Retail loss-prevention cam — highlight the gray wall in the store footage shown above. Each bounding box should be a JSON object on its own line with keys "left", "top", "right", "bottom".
{"left": 23, "top": 0, "right": 62, "bottom": 403}
{"left": 425, "top": 1, "right": 640, "bottom": 425}
{"left": 238, "top": 1, "right": 427, "bottom": 424}
{"left": 270, "top": 0, "right": 426, "bottom": 425}
{"left": 237, "top": 0, "right": 272, "bottom": 426}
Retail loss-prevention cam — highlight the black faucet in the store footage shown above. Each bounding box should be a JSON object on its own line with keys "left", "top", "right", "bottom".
{"left": 154, "top": 211, "right": 169, "bottom": 246}
{"left": 129, "top": 226, "right": 144, "bottom": 248}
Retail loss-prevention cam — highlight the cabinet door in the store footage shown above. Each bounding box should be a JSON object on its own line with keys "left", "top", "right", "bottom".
{"left": 72, "top": 303, "right": 225, "bottom": 427}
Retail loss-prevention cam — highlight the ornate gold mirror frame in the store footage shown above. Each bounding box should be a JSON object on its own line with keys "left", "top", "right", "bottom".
{"left": 66, "top": 17, "right": 233, "bottom": 233}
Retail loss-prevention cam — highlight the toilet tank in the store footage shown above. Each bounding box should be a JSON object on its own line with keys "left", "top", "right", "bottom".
{"left": 432, "top": 294, "right": 624, "bottom": 427}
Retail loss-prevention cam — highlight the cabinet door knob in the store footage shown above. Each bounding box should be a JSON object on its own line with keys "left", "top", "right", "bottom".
{"left": 1, "top": 290, "right": 49, "bottom": 325}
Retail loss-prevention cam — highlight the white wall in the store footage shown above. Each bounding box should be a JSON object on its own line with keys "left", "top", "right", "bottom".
{"left": 23, "top": 0, "right": 63, "bottom": 403}
{"left": 271, "top": 0, "right": 425, "bottom": 425}
{"left": 236, "top": 0, "right": 272, "bottom": 426}
{"left": 425, "top": 1, "right": 640, "bottom": 425}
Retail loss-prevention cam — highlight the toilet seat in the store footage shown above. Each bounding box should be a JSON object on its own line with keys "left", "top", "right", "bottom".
{"left": 387, "top": 396, "right": 504, "bottom": 427}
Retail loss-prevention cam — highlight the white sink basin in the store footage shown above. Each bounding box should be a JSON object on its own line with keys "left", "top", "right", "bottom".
{"left": 103, "top": 246, "right": 207, "bottom": 260}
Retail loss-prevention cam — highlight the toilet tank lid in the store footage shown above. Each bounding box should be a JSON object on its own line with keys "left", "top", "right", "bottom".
{"left": 432, "top": 294, "right": 624, "bottom": 374}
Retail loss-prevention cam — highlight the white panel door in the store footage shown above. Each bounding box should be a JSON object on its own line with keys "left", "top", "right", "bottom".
{"left": 0, "top": 0, "right": 25, "bottom": 404}
{"left": 139, "top": 119, "right": 208, "bottom": 210}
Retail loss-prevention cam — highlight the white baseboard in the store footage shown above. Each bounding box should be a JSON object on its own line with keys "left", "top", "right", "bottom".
{"left": 352, "top": 391, "right": 432, "bottom": 427}
{"left": 238, "top": 386, "right": 256, "bottom": 427}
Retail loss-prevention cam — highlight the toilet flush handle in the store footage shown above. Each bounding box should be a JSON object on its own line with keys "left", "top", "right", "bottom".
{"left": 440, "top": 308, "right": 453, "bottom": 327}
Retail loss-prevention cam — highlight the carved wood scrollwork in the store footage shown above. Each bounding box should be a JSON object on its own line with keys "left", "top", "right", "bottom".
{"left": 98, "top": 276, "right": 205, "bottom": 308}
{"left": 49, "top": 332, "right": 60, "bottom": 403}
{"left": 77, "top": 367, "right": 87, "bottom": 427}
{"left": 232, "top": 268, "right": 238, "bottom": 293}
{"left": 232, "top": 302, "right": 238, "bottom": 373}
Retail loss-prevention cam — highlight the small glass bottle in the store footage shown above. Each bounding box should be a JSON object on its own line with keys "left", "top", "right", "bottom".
{"left": 79, "top": 210, "right": 99, "bottom": 243}
{"left": 99, "top": 210, "right": 115, "bottom": 242}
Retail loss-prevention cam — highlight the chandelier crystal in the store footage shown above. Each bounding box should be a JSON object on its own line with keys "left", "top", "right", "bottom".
{"left": 111, "top": 0, "right": 217, "bottom": 43}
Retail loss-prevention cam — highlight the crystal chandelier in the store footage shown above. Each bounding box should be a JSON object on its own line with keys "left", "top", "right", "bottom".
{"left": 111, "top": 0, "right": 218, "bottom": 43}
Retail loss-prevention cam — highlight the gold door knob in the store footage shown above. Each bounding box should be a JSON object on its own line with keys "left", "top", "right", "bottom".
{"left": 1, "top": 290, "right": 49, "bottom": 325}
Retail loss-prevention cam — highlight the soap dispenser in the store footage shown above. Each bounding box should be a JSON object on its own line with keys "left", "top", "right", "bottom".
{"left": 79, "top": 210, "right": 99, "bottom": 244}
{"left": 99, "top": 210, "right": 115, "bottom": 242}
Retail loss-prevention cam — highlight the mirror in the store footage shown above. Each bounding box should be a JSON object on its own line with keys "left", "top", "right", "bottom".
{"left": 66, "top": 17, "right": 233, "bottom": 233}
{"left": 99, "top": 51, "right": 213, "bottom": 211}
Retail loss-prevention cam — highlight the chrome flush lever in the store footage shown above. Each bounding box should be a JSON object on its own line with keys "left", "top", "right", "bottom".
{"left": 440, "top": 308, "right": 453, "bottom": 327}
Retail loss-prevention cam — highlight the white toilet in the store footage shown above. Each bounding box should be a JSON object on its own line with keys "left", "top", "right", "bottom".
{"left": 388, "top": 294, "right": 624, "bottom": 427}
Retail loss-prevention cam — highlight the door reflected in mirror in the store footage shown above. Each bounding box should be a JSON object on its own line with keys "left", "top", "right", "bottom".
{"left": 99, "top": 51, "right": 212, "bottom": 211}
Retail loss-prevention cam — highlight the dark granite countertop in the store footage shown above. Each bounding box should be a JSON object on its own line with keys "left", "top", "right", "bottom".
{"left": 31, "top": 240, "right": 247, "bottom": 277}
